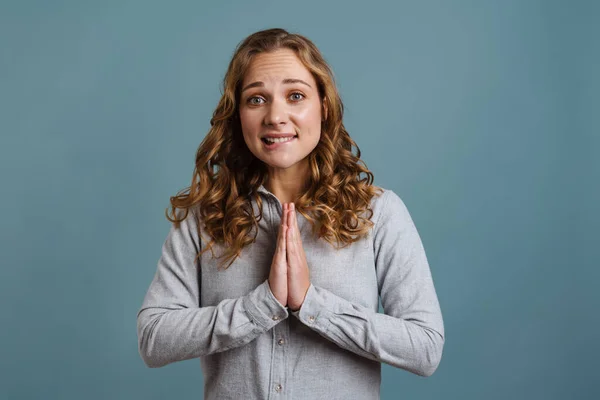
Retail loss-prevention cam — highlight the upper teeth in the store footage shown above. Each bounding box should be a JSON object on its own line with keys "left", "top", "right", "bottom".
{"left": 265, "top": 136, "right": 295, "bottom": 144}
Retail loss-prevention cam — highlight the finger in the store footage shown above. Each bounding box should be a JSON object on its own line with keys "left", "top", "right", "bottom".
{"left": 289, "top": 206, "right": 305, "bottom": 265}
{"left": 279, "top": 204, "right": 288, "bottom": 259}
{"left": 281, "top": 225, "right": 287, "bottom": 257}
{"left": 288, "top": 206, "right": 293, "bottom": 233}
{"left": 286, "top": 215, "right": 296, "bottom": 259}
{"left": 277, "top": 213, "right": 287, "bottom": 259}
{"left": 290, "top": 204, "right": 299, "bottom": 244}
{"left": 276, "top": 219, "right": 284, "bottom": 256}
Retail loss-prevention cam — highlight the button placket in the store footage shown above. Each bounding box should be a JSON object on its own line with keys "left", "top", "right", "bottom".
{"left": 270, "top": 319, "right": 289, "bottom": 397}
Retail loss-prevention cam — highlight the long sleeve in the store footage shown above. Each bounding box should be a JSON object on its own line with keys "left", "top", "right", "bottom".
{"left": 137, "top": 210, "right": 289, "bottom": 368}
{"left": 291, "top": 190, "right": 445, "bottom": 377}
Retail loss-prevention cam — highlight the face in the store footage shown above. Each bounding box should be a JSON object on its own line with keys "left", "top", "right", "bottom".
{"left": 239, "top": 49, "right": 324, "bottom": 177}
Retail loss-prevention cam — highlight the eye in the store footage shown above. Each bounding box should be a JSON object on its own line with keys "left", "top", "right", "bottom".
{"left": 289, "top": 92, "right": 305, "bottom": 101}
{"left": 247, "top": 96, "right": 265, "bottom": 105}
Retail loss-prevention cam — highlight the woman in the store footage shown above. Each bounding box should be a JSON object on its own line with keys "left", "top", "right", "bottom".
{"left": 137, "top": 28, "right": 444, "bottom": 399}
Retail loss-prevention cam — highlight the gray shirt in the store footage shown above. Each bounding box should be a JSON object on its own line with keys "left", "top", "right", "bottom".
{"left": 137, "top": 185, "right": 444, "bottom": 400}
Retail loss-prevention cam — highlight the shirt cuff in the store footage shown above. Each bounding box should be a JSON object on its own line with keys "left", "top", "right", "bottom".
{"left": 243, "top": 279, "right": 289, "bottom": 330}
{"left": 290, "top": 283, "right": 333, "bottom": 332}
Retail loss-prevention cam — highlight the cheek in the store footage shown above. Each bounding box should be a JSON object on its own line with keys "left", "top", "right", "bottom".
{"left": 239, "top": 110, "right": 260, "bottom": 136}
{"left": 294, "top": 103, "right": 323, "bottom": 129}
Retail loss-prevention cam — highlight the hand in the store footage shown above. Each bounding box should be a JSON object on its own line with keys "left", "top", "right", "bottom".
{"left": 268, "top": 202, "right": 288, "bottom": 307}
{"left": 286, "top": 202, "right": 311, "bottom": 311}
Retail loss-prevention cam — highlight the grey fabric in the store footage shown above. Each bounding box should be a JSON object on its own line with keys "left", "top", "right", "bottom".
{"left": 137, "top": 185, "right": 444, "bottom": 399}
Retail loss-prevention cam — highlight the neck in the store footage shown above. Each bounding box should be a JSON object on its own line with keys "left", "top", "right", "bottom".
{"left": 265, "top": 160, "right": 310, "bottom": 205}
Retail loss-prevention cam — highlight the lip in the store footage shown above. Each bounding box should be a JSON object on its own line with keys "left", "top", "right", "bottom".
{"left": 261, "top": 135, "right": 297, "bottom": 150}
{"left": 262, "top": 133, "right": 297, "bottom": 139}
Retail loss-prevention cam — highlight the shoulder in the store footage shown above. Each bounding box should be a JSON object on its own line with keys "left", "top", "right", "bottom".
{"left": 169, "top": 206, "right": 202, "bottom": 247}
{"left": 369, "top": 186, "right": 412, "bottom": 227}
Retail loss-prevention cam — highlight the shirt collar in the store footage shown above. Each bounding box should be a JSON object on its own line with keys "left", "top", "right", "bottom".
{"left": 257, "top": 184, "right": 270, "bottom": 196}
{"left": 256, "top": 184, "right": 284, "bottom": 209}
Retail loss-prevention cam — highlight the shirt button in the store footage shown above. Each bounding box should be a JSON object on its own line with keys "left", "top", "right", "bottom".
{"left": 278, "top": 338, "right": 285, "bottom": 345}
{"left": 272, "top": 315, "right": 280, "bottom": 321}
{"left": 308, "top": 316, "right": 315, "bottom": 323}
{"left": 275, "top": 383, "right": 282, "bottom": 392}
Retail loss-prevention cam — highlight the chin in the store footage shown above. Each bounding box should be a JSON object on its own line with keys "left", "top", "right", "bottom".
{"left": 261, "top": 154, "right": 307, "bottom": 171}
{"left": 263, "top": 159, "right": 300, "bottom": 170}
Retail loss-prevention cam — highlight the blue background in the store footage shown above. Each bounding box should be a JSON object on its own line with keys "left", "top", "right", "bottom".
{"left": 1, "top": 1, "right": 598, "bottom": 399}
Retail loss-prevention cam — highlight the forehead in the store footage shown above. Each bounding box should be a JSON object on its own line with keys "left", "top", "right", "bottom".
{"left": 243, "top": 49, "right": 315, "bottom": 86}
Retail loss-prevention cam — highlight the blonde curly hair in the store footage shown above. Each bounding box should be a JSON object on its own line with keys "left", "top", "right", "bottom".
{"left": 167, "top": 28, "right": 383, "bottom": 269}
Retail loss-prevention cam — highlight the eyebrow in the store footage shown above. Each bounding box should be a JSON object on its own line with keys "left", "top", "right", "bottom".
{"left": 241, "top": 78, "right": 312, "bottom": 93}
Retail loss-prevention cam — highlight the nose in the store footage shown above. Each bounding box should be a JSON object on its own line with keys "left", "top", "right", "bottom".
{"left": 263, "top": 98, "right": 289, "bottom": 127}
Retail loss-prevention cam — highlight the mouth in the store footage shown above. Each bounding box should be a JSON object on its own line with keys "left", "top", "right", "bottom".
{"left": 261, "top": 134, "right": 298, "bottom": 145}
